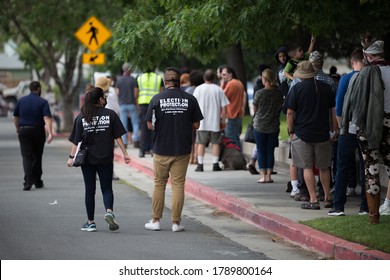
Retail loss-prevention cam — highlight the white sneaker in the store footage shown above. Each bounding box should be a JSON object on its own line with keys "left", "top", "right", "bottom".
{"left": 379, "top": 203, "right": 390, "bottom": 215}
{"left": 172, "top": 224, "right": 184, "bottom": 232}
{"left": 145, "top": 219, "right": 161, "bottom": 231}
{"left": 290, "top": 189, "right": 300, "bottom": 197}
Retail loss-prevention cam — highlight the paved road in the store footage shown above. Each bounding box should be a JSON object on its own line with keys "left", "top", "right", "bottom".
{"left": 0, "top": 116, "right": 318, "bottom": 260}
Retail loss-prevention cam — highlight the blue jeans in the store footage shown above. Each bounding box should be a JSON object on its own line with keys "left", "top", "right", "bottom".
{"left": 120, "top": 104, "right": 139, "bottom": 145}
{"left": 225, "top": 117, "right": 242, "bottom": 150}
{"left": 254, "top": 130, "right": 278, "bottom": 171}
{"left": 333, "top": 133, "right": 367, "bottom": 211}
{"left": 81, "top": 162, "right": 114, "bottom": 221}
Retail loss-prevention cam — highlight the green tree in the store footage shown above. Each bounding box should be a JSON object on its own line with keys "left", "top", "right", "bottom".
{"left": 112, "top": 0, "right": 390, "bottom": 82}
{"left": 0, "top": 0, "right": 130, "bottom": 131}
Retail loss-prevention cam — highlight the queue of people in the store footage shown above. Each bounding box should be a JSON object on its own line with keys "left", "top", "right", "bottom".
{"left": 12, "top": 37, "right": 390, "bottom": 233}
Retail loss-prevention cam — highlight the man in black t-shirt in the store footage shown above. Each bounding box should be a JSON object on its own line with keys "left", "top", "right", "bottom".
{"left": 285, "top": 61, "right": 338, "bottom": 211}
{"left": 144, "top": 67, "right": 203, "bottom": 232}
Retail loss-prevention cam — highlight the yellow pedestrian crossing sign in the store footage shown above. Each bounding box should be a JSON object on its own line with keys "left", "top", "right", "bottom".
{"left": 74, "top": 16, "right": 111, "bottom": 52}
{"left": 82, "top": 53, "right": 105, "bottom": 64}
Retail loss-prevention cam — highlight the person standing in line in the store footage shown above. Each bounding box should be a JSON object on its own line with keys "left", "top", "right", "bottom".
{"left": 253, "top": 69, "right": 284, "bottom": 183}
{"left": 285, "top": 61, "right": 338, "bottom": 210}
{"left": 328, "top": 48, "right": 368, "bottom": 217}
{"left": 221, "top": 65, "right": 245, "bottom": 150}
{"left": 193, "top": 69, "right": 230, "bottom": 172}
{"left": 137, "top": 68, "right": 163, "bottom": 158}
{"left": 247, "top": 64, "right": 271, "bottom": 175}
{"left": 116, "top": 62, "right": 139, "bottom": 149}
{"left": 144, "top": 67, "right": 203, "bottom": 232}
{"left": 274, "top": 46, "right": 290, "bottom": 98}
{"left": 342, "top": 40, "right": 390, "bottom": 223}
{"left": 185, "top": 69, "right": 204, "bottom": 165}
{"left": 13, "top": 81, "right": 53, "bottom": 191}
{"left": 284, "top": 35, "right": 315, "bottom": 86}
{"left": 67, "top": 87, "right": 131, "bottom": 232}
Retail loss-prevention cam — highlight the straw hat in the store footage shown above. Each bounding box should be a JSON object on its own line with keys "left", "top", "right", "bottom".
{"left": 293, "top": 61, "right": 316, "bottom": 79}
{"left": 95, "top": 77, "right": 111, "bottom": 92}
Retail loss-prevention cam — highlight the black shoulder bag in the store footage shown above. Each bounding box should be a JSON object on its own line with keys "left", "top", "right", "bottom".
{"left": 73, "top": 117, "right": 100, "bottom": 167}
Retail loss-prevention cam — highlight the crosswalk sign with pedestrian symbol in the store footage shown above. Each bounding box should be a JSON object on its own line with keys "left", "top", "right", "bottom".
{"left": 74, "top": 16, "right": 111, "bottom": 52}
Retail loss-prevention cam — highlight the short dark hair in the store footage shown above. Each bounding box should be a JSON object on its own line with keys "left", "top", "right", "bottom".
{"left": 203, "top": 69, "right": 215, "bottom": 82}
{"left": 29, "top": 81, "right": 41, "bottom": 92}
{"left": 189, "top": 70, "right": 204, "bottom": 86}
{"left": 350, "top": 48, "right": 364, "bottom": 62}
{"left": 164, "top": 67, "right": 180, "bottom": 87}
{"left": 223, "top": 65, "right": 238, "bottom": 78}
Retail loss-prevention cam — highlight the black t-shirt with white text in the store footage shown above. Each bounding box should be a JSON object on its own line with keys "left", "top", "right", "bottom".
{"left": 145, "top": 88, "right": 203, "bottom": 156}
{"left": 69, "top": 107, "right": 126, "bottom": 164}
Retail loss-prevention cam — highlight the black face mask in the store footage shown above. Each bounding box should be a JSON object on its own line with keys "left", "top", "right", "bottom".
{"left": 102, "top": 97, "right": 107, "bottom": 107}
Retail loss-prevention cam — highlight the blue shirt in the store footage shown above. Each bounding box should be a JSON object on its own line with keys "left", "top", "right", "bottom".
{"left": 13, "top": 92, "right": 52, "bottom": 127}
{"left": 335, "top": 71, "right": 356, "bottom": 117}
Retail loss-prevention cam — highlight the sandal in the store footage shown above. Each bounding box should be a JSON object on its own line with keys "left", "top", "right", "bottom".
{"left": 257, "top": 178, "right": 266, "bottom": 183}
{"left": 300, "top": 201, "right": 320, "bottom": 210}
{"left": 266, "top": 179, "right": 274, "bottom": 183}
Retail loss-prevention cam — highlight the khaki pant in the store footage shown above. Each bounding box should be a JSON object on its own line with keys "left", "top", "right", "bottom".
{"left": 151, "top": 154, "right": 190, "bottom": 222}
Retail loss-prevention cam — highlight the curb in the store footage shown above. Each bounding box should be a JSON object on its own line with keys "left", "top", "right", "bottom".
{"left": 114, "top": 151, "right": 390, "bottom": 260}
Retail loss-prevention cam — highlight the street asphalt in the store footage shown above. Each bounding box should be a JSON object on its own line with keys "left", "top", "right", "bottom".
{"left": 1, "top": 114, "right": 389, "bottom": 260}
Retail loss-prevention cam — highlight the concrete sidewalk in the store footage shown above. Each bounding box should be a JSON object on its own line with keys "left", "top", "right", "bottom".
{"left": 114, "top": 143, "right": 390, "bottom": 260}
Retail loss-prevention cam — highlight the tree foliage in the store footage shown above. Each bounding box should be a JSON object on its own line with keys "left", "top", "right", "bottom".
{"left": 112, "top": 0, "right": 390, "bottom": 71}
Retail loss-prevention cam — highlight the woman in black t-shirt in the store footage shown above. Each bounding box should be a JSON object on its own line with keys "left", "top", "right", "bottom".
{"left": 67, "top": 87, "right": 131, "bottom": 232}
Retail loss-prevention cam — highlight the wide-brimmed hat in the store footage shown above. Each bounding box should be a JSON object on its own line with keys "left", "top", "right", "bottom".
{"left": 293, "top": 61, "right": 316, "bottom": 79}
{"left": 95, "top": 76, "right": 111, "bottom": 92}
{"left": 363, "top": 40, "right": 384, "bottom": 55}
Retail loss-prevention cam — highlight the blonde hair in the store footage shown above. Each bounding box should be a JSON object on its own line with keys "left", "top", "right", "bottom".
{"left": 262, "top": 69, "right": 277, "bottom": 87}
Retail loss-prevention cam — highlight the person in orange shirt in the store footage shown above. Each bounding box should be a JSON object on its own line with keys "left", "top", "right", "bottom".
{"left": 221, "top": 66, "right": 246, "bottom": 150}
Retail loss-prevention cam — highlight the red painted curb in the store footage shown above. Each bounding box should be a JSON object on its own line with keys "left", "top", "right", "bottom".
{"left": 115, "top": 151, "right": 390, "bottom": 260}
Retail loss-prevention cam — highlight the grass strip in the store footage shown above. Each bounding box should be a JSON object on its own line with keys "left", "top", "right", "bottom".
{"left": 301, "top": 215, "right": 390, "bottom": 253}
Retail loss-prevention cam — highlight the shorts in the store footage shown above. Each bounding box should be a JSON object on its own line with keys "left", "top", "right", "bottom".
{"left": 196, "top": 131, "right": 222, "bottom": 145}
{"left": 290, "top": 135, "right": 332, "bottom": 169}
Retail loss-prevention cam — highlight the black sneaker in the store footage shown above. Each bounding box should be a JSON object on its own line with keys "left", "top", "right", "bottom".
{"left": 247, "top": 164, "right": 259, "bottom": 175}
{"left": 212, "top": 163, "right": 222, "bottom": 171}
{"left": 35, "top": 180, "right": 44, "bottom": 189}
{"left": 328, "top": 209, "right": 345, "bottom": 216}
{"left": 23, "top": 182, "right": 32, "bottom": 191}
{"left": 195, "top": 164, "right": 204, "bottom": 172}
{"left": 358, "top": 206, "right": 368, "bottom": 215}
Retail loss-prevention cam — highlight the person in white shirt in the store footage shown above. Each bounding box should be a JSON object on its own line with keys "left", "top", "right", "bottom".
{"left": 193, "top": 69, "right": 230, "bottom": 172}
